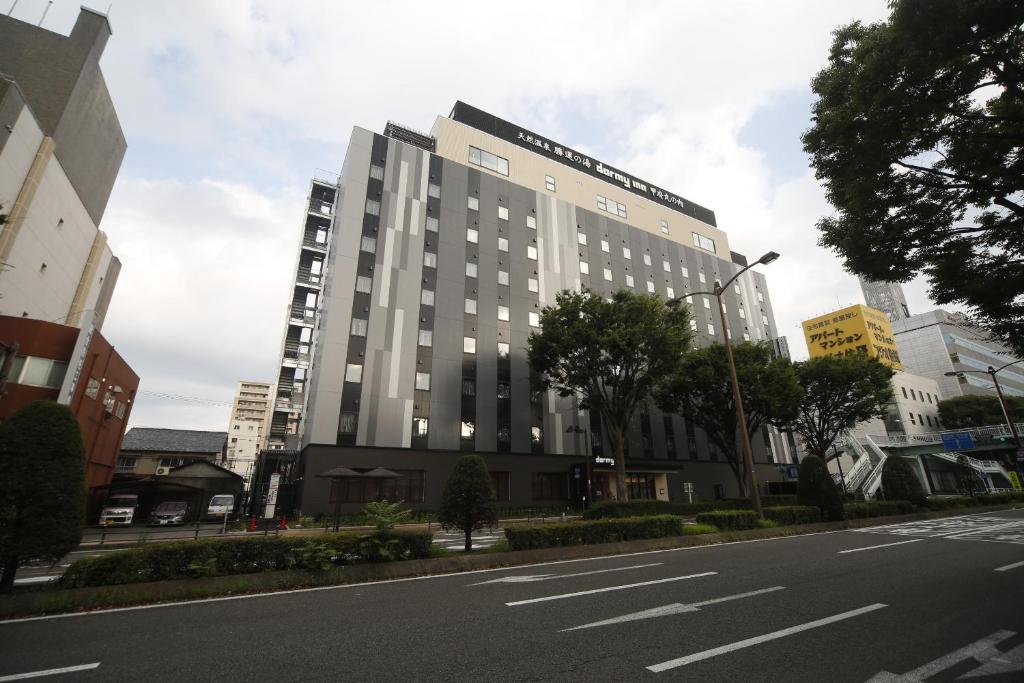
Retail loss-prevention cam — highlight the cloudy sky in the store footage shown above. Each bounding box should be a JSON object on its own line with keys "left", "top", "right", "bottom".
{"left": 15, "top": 0, "right": 944, "bottom": 431}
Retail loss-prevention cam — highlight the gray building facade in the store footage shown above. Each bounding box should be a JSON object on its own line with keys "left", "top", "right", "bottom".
{"left": 270, "top": 103, "right": 794, "bottom": 514}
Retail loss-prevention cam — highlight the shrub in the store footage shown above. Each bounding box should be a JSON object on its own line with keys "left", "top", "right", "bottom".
{"left": 762, "top": 495, "right": 799, "bottom": 507}
{"left": 61, "top": 530, "right": 432, "bottom": 588}
{"left": 976, "top": 491, "right": 1024, "bottom": 506}
{"left": 582, "top": 499, "right": 749, "bottom": 520}
{"left": 881, "top": 456, "right": 927, "bottom": 506}
{"left": 695, "top": 510, "right": 760, "bottom": 531}
{"left": 763, "top": 505, "right": 823, "bottom": 526}
{"left": 843, "top": 501, "right": 915, "bottom": 519}
{"left": 797, "top": 455, "right": 845, "bottom": 521}
{"left": 503, "top": 515, "right": 683, "bottom": 551}
{"left": 362, "top": 500, "right": 412, "bottom": 532}
{"left": 921, "top": 497, "right": 973, "bottom": 511}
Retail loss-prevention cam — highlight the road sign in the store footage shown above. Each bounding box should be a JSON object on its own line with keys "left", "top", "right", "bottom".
{"left": 941, "top": 432, "right": 975, "bottom": 451}
{"left": 264, "top": 473, "right": 280, "bottom": 518}
{"left": 783, "top": 465, "right": 800, "bottom": 481}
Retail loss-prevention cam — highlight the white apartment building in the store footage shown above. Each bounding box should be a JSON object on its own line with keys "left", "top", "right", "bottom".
{"left": 225, "top": 381, "right": 273, "bottom": 485}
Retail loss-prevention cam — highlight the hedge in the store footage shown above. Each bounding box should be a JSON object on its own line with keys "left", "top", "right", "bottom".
{"left": 695, "top": 510, "right": 761, "bottom": 531}
{"left": 61, "top": 530, "right": 432, "bottom": 588}
{"left": 503, "top": 515, "right": 684, "bottom": 551}
{"left": 763, "top": 505, "right": 823, "bottom": 525}
{"left": 842, "top": 501, "right": 915, "bottom": 519}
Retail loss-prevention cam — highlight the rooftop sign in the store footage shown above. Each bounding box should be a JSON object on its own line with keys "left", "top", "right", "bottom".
{"left": 801, "top": 304, "right": 903, "bottom": 369}
{"left": 449, "top": 101, "right": 717, "bottom": 227}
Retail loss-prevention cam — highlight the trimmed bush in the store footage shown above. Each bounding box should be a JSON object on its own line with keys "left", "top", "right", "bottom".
{"left": 762, "top": 495, "right": 799, "bottom": 507}
{"left": 763, "top": 505, "right": 823, "bottom": 526}
{"left": 843, "top": 501, "right": 915, "bottom": 519}
{"left": 61, "top": 530, "right": 432, "bottom": 588}
{"left": 976, "top": 491, "right": 1024, "bottom": 505}
{"left": 695, "top": 510, "right": 760, "bottom": 531}
{"left": 881, "top": 457, "right": 927, "bottom": 506}
{"left": 503, "top": 515, "right": 684, "bottom": 551}
{"left": 582, "top": 499, "right": 751, "bottom": 520}
{"left": 797, "top": 455, "right": 845, "bottom": 521}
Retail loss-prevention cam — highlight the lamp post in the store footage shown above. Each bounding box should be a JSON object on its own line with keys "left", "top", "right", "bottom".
{"left": 945, "top": 359, "right": 1024, "bottom": 478}
{"left": 667, "top": 251, "right": 780, "bottom": 518}
{"left": 567, "top": 424, "right": 592, "bottom": 509}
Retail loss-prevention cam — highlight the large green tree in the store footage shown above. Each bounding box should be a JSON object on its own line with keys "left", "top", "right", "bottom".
{"left": 0, "top": 401, "right": 86, "bottom": 591}
{"left": 438, "top": 454, "right": 497, "bottom": 552}
{"left": 528, "top": 289, "right": 692, "bottom": 501}
{"left": 787, "top": 355, "right": 896, "bottom": 461}
{"left": 938, "top": 393, "right": 1024, "bottom": 428}
{"left": 657, "top": 343, "right": 801, "bottom": 496}
{"left": 803, "top": 1, "right": 1024, "bottom": 354}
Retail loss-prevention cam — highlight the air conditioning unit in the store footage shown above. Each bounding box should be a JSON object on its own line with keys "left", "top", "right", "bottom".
{"left": 155, "top": 467, "right": 170, "bottom": 476}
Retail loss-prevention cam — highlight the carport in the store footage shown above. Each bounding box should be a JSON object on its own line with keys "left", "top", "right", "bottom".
{"left": 88, "top": 479, "right": 208, "bottom": 524}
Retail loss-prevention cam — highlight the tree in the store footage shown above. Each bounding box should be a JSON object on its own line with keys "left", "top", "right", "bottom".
{"left": 803, "top": 1, "right": 1024, "bottom": 355}
{"left": 528, "top": 289, "right": 692, "bottom": 500}
{"left": 797, "top": 455, "right": 845, "bottom": 521}
{"left": 657, "top": 343, "right": 801, "bottom": 496}
{"left": 0, "top": 401, "right": 86, "bottom": 591}
{"left": 362, "top": 499, "right": 412, "bottom": 532}
{"left": 438, "top": 455, "right": 497, "bottom": 552}
{"left": 938, "top": 394, "right": 1024, "bottom": 428}
{"left": 787, "top": 355, "right": 895, "bottom": 461}
{"left": 955, "top": 455, "right": 985, "bottom": 496}
{"left": 881, "top": 456, "right": 927, "bottom": 506}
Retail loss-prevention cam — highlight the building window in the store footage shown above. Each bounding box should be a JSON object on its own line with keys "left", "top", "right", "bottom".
{"left": 699, "top": 271, "right": 707, "bottom": 284}
{"left": 426, "top": 216, "right": 439, "bottom": 232}
{"left": 666, "top": 286, "right": 675, "bottom": 299}
{"left": 643, "top": 281, "right": 653, "bottom": 293}
{"left": 529, "top": 312, "right": 541, "bottom": 328}
{"left": 413, "top": 418, "right": 428, "bottom": 437}
{"left": 757, "top": 291, "right": 765, "bottom": 303}
{"left": 423, "top": 251, "right": 437, "bottom": 268}
{"left": 707, "top": 323, "right": 715, "bottom": 335}
{"left": 497, "top": 342, "right": 510, "bottom": 359}
{"left": 909, "top": 413, "right": 916, "bottom": 425}
{"left": 531, "top": 426, "right": 543, "bottom": 445}
{"left": 418, "top": 330, "right": 432, "bottom": 347}
{"left": 580, "top": 260, "right": 590, "bottom": 275}
{"left": 462, "top": 378, "right": 476, "bottom": 397}
{"left": 468, "top": 196, "right": 479, "bottom": 211}
{"left": 626, "top": 473, "right": 657, "bottom": 500}
{"left": 498, "top": 205, "right": 509, "bottom": 221}
{"left": 498, "top": 237, "right": 509, "bottom": 252}
{"left": 12, "top": 357, "right": 67, "bottom": 389}
{"left": 910, "top": 388, "right": 917, "bottom": 400}
{"left": 660, "top": 220, "right": 669, "bottom": 235}
{"left": 466, "top": 262, "right": 478, "bottom": 278}
{"left": 739, "top": 308, "right": 746, "bottom": 319}
{"left": 369, "top": 164, "right": 385, "bottom": 181}
{"left": 623, "top": 246, "right": 632, "bottom": 260}
{"left": 701, "top": 297, "right": 710, "bottom": 309}
{"left": 469, "top": 145, "right": 509, "bottom": 176}
{"left": 463, "top": 298, "right": 476, "bottom": 315}
{"left": 115, "top": 456, "right": 136, "bottom": 473}
{"left": 360, "top": 236, "right": 378, "bottom": 255}
{"left": 497, "top": 382, "right": 510, "bottom": 399}
{"left": 545, "top": 175, "right": 556, "bottom": 191}
{"left": 421, "top": 289, "right": 435, "bottom": 306}
{"left": 603, "top": 268, "right": 613, "bottom": 281}
{"left": 350, "top": 318, "right": 368, "bottom": 336}
{"left": 662, "top": 260, "right": 671, "bottom": 273}
{"left": 345, "top": 364, "right": 363, "bottom": 383}
{"left": 428, "top": 184, "right": 441, "bottom": 199}
{"left": 743, "top": 332, "right": 750, "bottom": 341}
{"left": 532, "top": 472, "right": 567, "bottom": 501}
{"left": 681, "top": 265, "right": 689, "bottom": 279}
{"left": 85, "top": 377, "right": 100, "bottom": 400}
{"left": 926, "top": 415, "right": 933, "bottom": 427}
{"left": 498, "top": 306, "right": 510, "bottom": 322}
{"left": 625, "top": 274, "right": 635, "bottom": 288}
{"left": 497, "top": 426, "right": 511, "bottom": 445}
{"left": 596, "top": 194, "right": 627, "bottom": 218}
{"left": 692, "top": 232, "right": 716, "bottom": 252}
{"left": 601, "top": 239, "right": 610, "bottom": 253}
{"left": 467, "top": 228, "right": 479, "bottom": 244}
{"left": 464, "top": 336, "right": 477, "bottom": 354}
{"left": 577, "top": 232, "right": 588, "bottom": 246}
{"left": 527, "top": 215, "right": 536, "bottom": 229}
{"left": 356, "top": 276, "right": 373, "bottom": 294}
{"left": 415, "top": 372, "right": 431, "bottom": 391}
{"left": 528, "top": 277, "right": 539, "bottom": 293}
{"left": 365, "top": 198, "right": 380, "bottom": 216}
{"left": 643, "top": 254, "right": 652, "bottom": 266}
{"left": 461, "top": 421, "right": 475, "bottom": 440}
{"left": 498, "top": 270, "right": 509, "bottom": 286}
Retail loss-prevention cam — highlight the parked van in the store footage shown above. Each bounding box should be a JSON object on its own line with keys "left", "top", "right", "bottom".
{"left": 149, "top": 501, "right": 189, "bottom": 525}
{"left": 99, "top": 494, "right": 139, "bottom": 526}
{"left": 205, "top": 494, "right": 234, "bottom": 520}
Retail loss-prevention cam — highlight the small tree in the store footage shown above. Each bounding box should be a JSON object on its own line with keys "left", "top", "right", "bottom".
{"left": 881, "top": 456, "right": 927, "bottom": 506}
{"left": 0, "top": 401, "right": 86, "bottom": 591}
{"left": 528, "top": 289, "right": 692, "bottom": 500}
{"left": 362, "top": 499, "right": 412, "bottom": 533}
{"left": 438, "top": 455, "right": 497, "bottom": 551}
{"left": 797, "top": 455, "right": 845, "bottom": 521}
{"left": 657, "top": 343, "right": 800, "bottom": 496}
{"left": 787, "top": 355, "right": 895, "bottom": 461}
{"left": 954, "top": 455, "right": 985, "bottom": 497}
{"left": 938, "top": 394, "right": 1024, "bottom": 429}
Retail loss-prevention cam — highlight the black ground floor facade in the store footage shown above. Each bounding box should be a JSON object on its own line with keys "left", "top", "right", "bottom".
{"left": 277, "top": 445, "right": 786, "bottom": 516}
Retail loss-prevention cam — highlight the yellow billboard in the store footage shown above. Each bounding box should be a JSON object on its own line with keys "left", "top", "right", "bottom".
{"left": 801, "top": 304, "right": 903, "bottom": 369}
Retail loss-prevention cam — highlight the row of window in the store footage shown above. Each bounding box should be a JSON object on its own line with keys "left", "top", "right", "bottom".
{"left": 410, "top": 417, "right": 543, "bottom": 444}
{"left": 4, "top": 355, "right": 67, "bottom": 390}
{"left": 469, "top": 146, "right": 510, "bottom": 176}
{"left": 327, "top": 468, "right": 568, "bottom": 503}
{"left": 596, "top": 194, "right": 627, "bottom": 218}
{"left": 907, "top": 412, "right": 941, "bottom": 429}
{"left": 900, "top": 386, "right": 939, "bottom": 404}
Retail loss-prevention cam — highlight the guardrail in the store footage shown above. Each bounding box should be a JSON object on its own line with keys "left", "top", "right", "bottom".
{"left": 870, "top": 423, "right": 1024, "bottom": 448}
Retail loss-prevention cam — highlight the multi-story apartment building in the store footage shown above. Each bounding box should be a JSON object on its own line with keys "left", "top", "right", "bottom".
{"left": 225, "top": 380, "right": 273, "bottom": 485}
{"left": 0, "top": 8, "right": 125, "bottom": 329}
{"left": 859, "top": 278, "right": 911, "bottom": 324}
{"left": 265, "top": 102, "right": 794, "bottom": 514}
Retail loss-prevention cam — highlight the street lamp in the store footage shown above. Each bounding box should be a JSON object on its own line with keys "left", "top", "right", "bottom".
{"left": 945, "top": 358, "right": 1024, "bottom": 475}
{"left": 666, "top": 250, "right": 780, "bottom": 518}
{"left": 566, "top": 424, "right": 592, "bottom": 509}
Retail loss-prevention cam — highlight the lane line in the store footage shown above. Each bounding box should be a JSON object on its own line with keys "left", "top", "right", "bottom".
{"left": 838, "top": 539, "right": 923, "bottom": 554}
{"left": 0, "top": 663, "right": 100, "bottom": 681}
{"left": 646, "top": 603, "right": 888, "bottom": 672}
{"left": 472, "top": 562, "right": 662, "bottom": 585}
{"left": 505, "top": 572, "right": 715, "bottom": 606}
{"left": 561, "top": 586, "right": 785, "bottom": 631}
{"left": 995, "top": 559, "right": 1024, "bottom": 572}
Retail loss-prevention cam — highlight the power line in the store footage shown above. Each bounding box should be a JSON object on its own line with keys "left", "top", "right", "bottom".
{"left": 137, "top": 390, "right": 232, "bottom": 407}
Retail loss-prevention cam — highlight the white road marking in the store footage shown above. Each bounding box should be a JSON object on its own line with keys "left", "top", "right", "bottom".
{"left": 838, "top": 539, "right": 924, "bottom": 554}
{"left": 560, "top": 586, "right": 785, "bottom": 631}
{"left": 506, "top": 572, "right": 716, "bottom": 606}
{"left": 472, "top": 563, "right": 662, "bottom": 585}
{"left": 0, "top": 663, "right": 100, "bottom": 681}
{"left": 865, "top": 629, "right": 1018, "bottom": 681}
{"left": 995, "top": 559, "right": 1024, "bottom": 572}
{"left": 12, "top": 577, "right": 58, "bottom": 586}
{"left": 646, "top": 603, "right": 887, "bottom": 672}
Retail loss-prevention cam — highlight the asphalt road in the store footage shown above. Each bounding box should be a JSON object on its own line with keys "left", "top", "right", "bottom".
{"left": 2, "top": 509, "right": 1024, "bottom": 681}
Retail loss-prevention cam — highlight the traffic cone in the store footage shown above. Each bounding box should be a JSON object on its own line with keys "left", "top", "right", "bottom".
{"left": 279, "top": 516, "right": 287, "bottom": 530}
{"left": 248, "top": 515, "right": 256, "bottom": 532}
